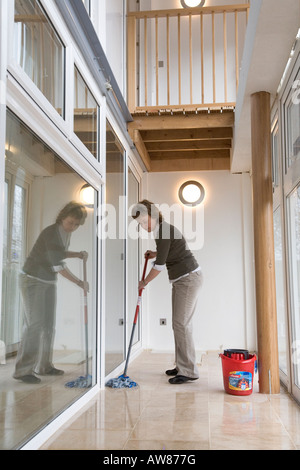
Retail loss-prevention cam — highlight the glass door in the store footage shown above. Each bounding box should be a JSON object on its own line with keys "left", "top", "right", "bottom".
{"left": 1, "top": 176, "right": 27, "bottom": 354}
{"left": 274, "top": 206, "right": 289, "bottom": 378}
{"left": 287, "top": 185, "right": 300, "bottom": 399}
{"left": 1, "top": 110, "right": 98, "bottom": 450}
{"left": 127, "top": 168, "right": 140, "bottom": 347}
{"left": 272, "top": 113, "right": 289, "bottom": 383}
{"left": 105, "top": 121, "right": 125, "bottom": 375}
{"left": 282, "top": 54, "right": 300, "bottom": 402}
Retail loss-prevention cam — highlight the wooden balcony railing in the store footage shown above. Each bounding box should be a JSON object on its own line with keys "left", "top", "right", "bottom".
{"left": 127, "top": 4, "right": 249, "bottom": 114}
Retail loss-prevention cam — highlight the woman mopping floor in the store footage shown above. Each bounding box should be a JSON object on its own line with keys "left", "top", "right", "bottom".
{"left": 133, "top": 200, "right": 203, "bottom": 385}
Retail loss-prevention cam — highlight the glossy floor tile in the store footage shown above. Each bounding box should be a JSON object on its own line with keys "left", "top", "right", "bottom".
{"left": 40, "top": 351, "right": 300, "bottom": 450}
{"left": 0, "top": 352, "right": 92, "bottom": 450}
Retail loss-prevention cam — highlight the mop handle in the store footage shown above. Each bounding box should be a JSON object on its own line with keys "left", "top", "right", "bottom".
{"left": 83, "top": 257, "right": 88, "bottom": 324}
{"left": 133, "top": 254, "right": 149, "bottom": 325}
{"left": 123, "top": 254, "right": 149, "bottom": 377}
{"left": 140, "top": 253, "right": 149, "bottom": 292}
{"left": 82, "top": 256, "right": 89, "bottom": 381}
{"left": 83, "top": 256, "right": 87, "bottom": 286}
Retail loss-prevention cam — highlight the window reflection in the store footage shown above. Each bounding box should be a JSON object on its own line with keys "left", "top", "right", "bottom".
{"left": 271, "top": 119, "right": 279, "bottom": 189}
{"left": 14, "top": 0, "right": 65, "bottom": 117}
{"left": 14, "top": 202, "right": 88, "bottom": 383}
{"left": 74, "top": 67, "right": 99, "bottom": 159}
{"left": 1, "top": 110, "right": 96, "bottom": 450}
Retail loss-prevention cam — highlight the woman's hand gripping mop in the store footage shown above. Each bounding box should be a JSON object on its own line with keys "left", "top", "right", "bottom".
{"left": 106, "top": 254, "right": 149, "bottom": 389}
{"left": 65, "top": 256, "right": 92, "bottom": 388}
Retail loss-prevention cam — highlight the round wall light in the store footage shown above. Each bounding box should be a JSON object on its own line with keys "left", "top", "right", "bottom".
{"left": 180, "top": 0, "right": 205, "bottom": 8}
{"left": 178, "top": 180, "right": 205, "bottom": 207}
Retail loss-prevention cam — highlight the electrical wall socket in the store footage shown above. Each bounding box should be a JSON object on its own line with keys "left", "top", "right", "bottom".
{"left": 160, "top": 318, "right": 167, "bottom": 326}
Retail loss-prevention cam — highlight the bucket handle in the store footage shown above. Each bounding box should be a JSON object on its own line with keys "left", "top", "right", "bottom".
{"left": 224, "top": 349, "right": 249, "bottom": 360}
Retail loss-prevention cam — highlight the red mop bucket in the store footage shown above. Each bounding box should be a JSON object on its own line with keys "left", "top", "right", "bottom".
{"left": 220, "top": 349, "right": 256, "bottom": 396}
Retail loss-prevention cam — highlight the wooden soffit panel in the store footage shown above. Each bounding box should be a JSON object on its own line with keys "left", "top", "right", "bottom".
{"left": 128, "top": 110, "right": 234, "bottom": 172}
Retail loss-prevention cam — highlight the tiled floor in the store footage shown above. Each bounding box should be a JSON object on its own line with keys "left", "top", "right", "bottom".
{"left": 40, "top": 351, "right": 300, "bottom": 450}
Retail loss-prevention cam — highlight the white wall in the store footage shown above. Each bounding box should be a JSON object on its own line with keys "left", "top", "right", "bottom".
{"left": 140, "top": 170, "right": 257, "bottom": 354}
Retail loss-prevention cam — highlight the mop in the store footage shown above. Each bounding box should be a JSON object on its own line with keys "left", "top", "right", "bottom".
{"left": 105, "top": 255, "right": 149, "bottom": 389}
{"left": 65, "top": 257, "right": 92, "bottom": 388}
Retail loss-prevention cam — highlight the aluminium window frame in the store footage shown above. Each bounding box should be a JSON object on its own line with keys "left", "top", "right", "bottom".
{"left": 1, "top": 0, "right": 146, "bottom": 449}
{"left": 5, "top": 73, "right": 104, "bottom": 449}
{"left": 8, "top": 0, "right": 106, "bottom": 175}
{"left": 0, "top": 0, "right": 9, "bottom": 326}
{"left": 271, "top": 102, "right": 291, "bottom": 390}
{"left": 279, "top": 38, "right": 300, "bottom": 405}
{"left": 8, "top": 0, "right": 69, "bottom": 138}
{"left": 71, "top": 50, "right": 103, "bottom": 165}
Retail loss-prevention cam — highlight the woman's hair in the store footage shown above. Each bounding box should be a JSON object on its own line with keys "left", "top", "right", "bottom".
{"left": 131, "top": 199, "right": 163, "bottom": 224}
{"left": 56, "top": 201, "right": 87, "bottom": 226}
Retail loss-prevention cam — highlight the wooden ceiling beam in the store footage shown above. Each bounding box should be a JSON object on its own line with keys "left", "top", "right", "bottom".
{"left": 128, "top": 112, "right": 234, "bottom": 132}
{"left": 146, "top": 139, "right": 231, "bottom": 152}
{"left": 140, "top": 127, "right": 233, "bottom": 142}
{"left": 151, "top": 157, "right": 230, "bottom": 172}
{"left": 150, "top": 149, "right": 230, "bottom": 160}
{"left": 127, "top": 110, "right": 234, "bottom": 173}
{"left": 130, "top": 129, "right": 152, "bottom": 172}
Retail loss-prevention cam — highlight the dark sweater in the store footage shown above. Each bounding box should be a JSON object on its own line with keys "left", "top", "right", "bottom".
{"left": 154, "top": 221, "right": 199, "bottom": 281}
{"left": 23, "top": 224, "right": 69, "bottom": 281}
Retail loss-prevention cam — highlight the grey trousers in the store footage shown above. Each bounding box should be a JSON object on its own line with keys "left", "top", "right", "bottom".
{"left": 14, "top": 273, "right": 57, "bottom": 378}
{"left": 172, "top": 270, "right": 203, "bottom": 379}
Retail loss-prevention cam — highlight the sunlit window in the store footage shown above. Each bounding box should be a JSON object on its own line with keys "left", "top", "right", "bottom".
{"left": 74, "top": 66, "right": 99, "bottom": 159}
{"left": 13, "top": 0, "right": 65, "bottom": 117}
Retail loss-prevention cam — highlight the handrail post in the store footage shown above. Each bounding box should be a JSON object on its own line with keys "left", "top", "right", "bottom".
{"left": 127, "top": 15, "right": 137, "bottom": 113}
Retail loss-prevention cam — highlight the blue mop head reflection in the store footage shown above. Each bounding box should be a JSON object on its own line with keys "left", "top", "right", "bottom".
{"left": 65, "top": 374, "right": 92, "bottom": 388}
{"left": 105, "top": 374, "right": 138, "bottom": 389}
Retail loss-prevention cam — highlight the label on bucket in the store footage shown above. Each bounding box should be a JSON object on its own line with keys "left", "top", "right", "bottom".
{"left": 228, "top": 371, "right": 252, "bottom": 392}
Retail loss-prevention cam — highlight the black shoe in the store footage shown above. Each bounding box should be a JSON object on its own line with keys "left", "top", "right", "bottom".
{"left": 14, "top": 375, "right": 41, "bottom": 384}
{"left": 165, "top": 368, "right": 178, "bottom": 376}
{"left": 37, "top": 368, "right": 64, "bottom": 376}
{"left": 169, "top": 375, "right": 198, "bottom": 384}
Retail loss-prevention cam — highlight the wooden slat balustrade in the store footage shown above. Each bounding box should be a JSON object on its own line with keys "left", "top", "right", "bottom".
{"left": 127, "top": 4, "right": 249, "bottom": 115}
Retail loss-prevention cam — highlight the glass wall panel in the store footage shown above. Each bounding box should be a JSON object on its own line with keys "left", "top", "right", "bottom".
{"left": 105, "top": 121, "right": 125, "bottom": 375}
{"left": 286, "top": 68, "right": 300, "bottom": 169}
{"left": 272, "top": 119, "right": 280, "bottom": 189}
{"left": 274, "top": 207, "right": 288, "bottom": 376}
{"left": 0, "top": 110, "right": 97, "bottom": 450}
{"left": 287, "top": 184, "right": 300, "bottom": 391}
{"left": 127, "top": 168, "right": 140, "bottom": 346}
{"left": 13, "top": 0, "right": 65, "bottom": 117}
{"left": 74, "top": 66, "right": 98, "bottom": 159}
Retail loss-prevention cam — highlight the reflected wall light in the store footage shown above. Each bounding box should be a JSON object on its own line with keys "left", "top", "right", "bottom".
{"left": 80, "top": 183, "right": 95, "bottom": 208}
{"left": 178, "top": 180, "right": 205, "bottom": 207}
{"left": 180, "top": 0, "right": 205, "bottom": 8}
